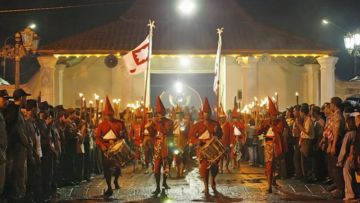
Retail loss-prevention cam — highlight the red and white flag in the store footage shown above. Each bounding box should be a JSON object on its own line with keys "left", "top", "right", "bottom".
{"left": 123, "top": 35, "right": 150, "bottom": 75}
{"left": 213, "top": 31, "right": 222, "bottom": 94}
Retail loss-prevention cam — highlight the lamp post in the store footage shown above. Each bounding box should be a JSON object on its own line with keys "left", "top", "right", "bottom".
{"left": 1, "top": 27, "right": 39, "bottom": 88}
{"left": 344, "top": 30, "right": 360, "bottom": 75}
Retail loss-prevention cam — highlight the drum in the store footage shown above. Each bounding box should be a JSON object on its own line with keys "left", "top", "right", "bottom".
{"left": 106, "top": 140, "right": 134, "bottom": 167}
{"left": 199, "top": 137, "right": 226, "bottom": 168}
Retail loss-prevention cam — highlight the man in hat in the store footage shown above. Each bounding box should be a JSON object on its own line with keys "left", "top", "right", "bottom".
{"left": 257, "top": 97, "right": 286, "bottom": 193}
{"left": 218, "top": 104, "right": 233, "bottom": 174}
{"left": 189, "top": 98, "right": 222, "bottom": 195}
{"left": 0, "top": 90, "right": 9, "bottom": 197}
{"left": 37, "top": 101, "right": 58, "bottom": 200}
{"left": 96, "top": 96, "right": 127, "bottom": 197}
{"left": 152, "top": 97, "right": 174, "bottom": 196}
{"left": 129, "top": 108, "right": 145, "bottom": 172}
{"left": 172, "top": 105, "right": 189, "bottom": 178}
{"left": 22, "top": 99, "right": 43, "bottom": 201}
{"left": 3, "top": 88, "right": 31, "bottom": 201}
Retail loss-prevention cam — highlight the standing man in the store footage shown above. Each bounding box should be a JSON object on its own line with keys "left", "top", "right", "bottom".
{"left": 296, "top": 103, "right": 315, "bottom": 182}
{"left": 189, "top": 98, "right": 222, "bottom": 195}
{"left": 328, "top": 97, "right": 346, "bottom": 198}
{"left": 0, "top": 90, "right": 9, "bottom": 198}
{"left": 96, "top": 97, "right": 127, "bottom": 197}
{"left": 3, "top": 88, "right": 31, "bottom": 201}
{"left": 152, "top": 97, "right": 173, "bottom": 196}
{"left": 292, "top": 105, "right": 303, "bottom": 179}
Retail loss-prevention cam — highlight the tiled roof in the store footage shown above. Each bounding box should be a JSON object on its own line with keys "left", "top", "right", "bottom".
{"left": 40, "top": 0, "right": 335, "bottom": 55}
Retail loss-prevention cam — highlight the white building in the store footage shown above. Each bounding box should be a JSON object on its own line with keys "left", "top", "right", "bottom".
{"left": 18, "top": 0, "right": 340, "bottom": 110}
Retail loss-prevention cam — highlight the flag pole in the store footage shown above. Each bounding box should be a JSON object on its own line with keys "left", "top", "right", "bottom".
{"left": 143, "top": 19, "right": 155, "bottom": 112}
{"left": 216, "top": 28, "right": 223, "bottom": 117}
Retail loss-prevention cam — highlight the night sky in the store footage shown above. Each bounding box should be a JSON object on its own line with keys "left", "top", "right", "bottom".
{"left": 1, "top": 0, "right": 360, "bottom": 81}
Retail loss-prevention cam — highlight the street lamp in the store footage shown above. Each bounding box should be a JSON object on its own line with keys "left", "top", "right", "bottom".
{"left": 0, "top": 26, "right": 39, "bottom": 88}
{"left": 344, "top": 29, "right": 360, "bottom": 75}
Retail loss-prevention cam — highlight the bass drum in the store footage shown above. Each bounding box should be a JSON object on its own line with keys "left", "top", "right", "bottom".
{"left": 106, "top": 140, "right": 134, "bottom": 167}
{"left": 199, "top": 137, "right": 226, "bottom": 168}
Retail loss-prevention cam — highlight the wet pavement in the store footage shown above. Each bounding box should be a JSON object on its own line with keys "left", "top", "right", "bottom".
{"left": 53, "top": 161, "right": 346, "bottom": 203}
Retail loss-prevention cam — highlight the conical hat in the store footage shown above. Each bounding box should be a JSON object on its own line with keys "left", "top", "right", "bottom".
{"left": 268, "top": 96, "right": 278, "bottom": 117}
{"left": 103, "top": 96, "right": 114, "bottom": 116}
{"left": 202, "top": 98, "right": 211, "bottom": 113}
{"left": 134, "top": 108, "right": 143, "bottom": 118}
{"left": 231, "top": 108, "right": 240, "bottom": 118}
{"left": 217, "top": 103, "right": 226, "bottom": 118}
{"left": 155, "top": 96, "right": 166, "bottom": 115}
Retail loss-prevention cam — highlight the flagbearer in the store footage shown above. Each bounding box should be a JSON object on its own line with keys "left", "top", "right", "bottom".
{"left": 96, "top": 97, "right": 128, "bottom": 197}
{"left": 152, "top": 97, "right": 174, "bottom": 196}
{"left": 218, "top": 104, "right": 233, "bottom": 174}
{"left": 189, "top": 98, "right": 222, "bottom": 195}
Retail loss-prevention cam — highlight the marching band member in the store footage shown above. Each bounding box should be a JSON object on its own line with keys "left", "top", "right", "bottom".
{"left": 172, "top": 105, "right": 189, "bottom": 178}
{"left": 231, "top": 107, "right": 245, "bottom": 170}
{"left": 256, "top": 97, "right": 285, "bottom": 193}
{"left": 143, "top": 107, "right": 156, "bottom": 174}
{"left": 218, "top": 105, "right": 233, "bottom": 174}
{"left": 189, "top": 98, "right": 222, "bottom": 195}
{"left": 95, "top": 97, "right": 127, "bottom": 197}
{"left": 129, "top": 108, "right": 144, "bottom": 172}
{"left": 152, "top": 97, "right": 174, "bottom": 196}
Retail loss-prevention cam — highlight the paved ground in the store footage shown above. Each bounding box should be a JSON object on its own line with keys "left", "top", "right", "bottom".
{"left": 53, "top": 161, "right": 347, "bottom": 203}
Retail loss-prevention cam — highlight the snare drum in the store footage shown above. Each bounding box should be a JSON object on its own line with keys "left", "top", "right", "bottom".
{"left": 199, "top": 137, "right": 226, "bottom": 168}
{"left": 106, "top": 140, "right": 134, "bottom": 167}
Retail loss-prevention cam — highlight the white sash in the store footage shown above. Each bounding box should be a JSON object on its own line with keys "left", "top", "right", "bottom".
{"left": 103, "top": 129, "right": 117, "bottom": 140}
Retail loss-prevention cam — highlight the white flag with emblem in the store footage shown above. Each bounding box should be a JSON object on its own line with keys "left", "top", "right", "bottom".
{"left": 213, "top": 30, "right": 222, "bottom": 94}
{"left": 123, "top": 35, "right": 150, "bottom": 75}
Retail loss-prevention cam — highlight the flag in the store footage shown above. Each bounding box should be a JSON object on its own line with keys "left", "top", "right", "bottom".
{"left": 213, "top": 32, "right": 222, "bottom": 94}
{"left": 123, "top": 35, "right": 150, "bottom": 75}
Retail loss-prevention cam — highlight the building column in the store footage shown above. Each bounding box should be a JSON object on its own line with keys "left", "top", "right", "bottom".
{"left": 317, "top": 56, "right": 338, "bottom": 105}
{"left": 237, "top": 56, "right": 259, "bottom": 106}
{"left": 37, "top": 56, "right": 58, "bottom": 105}
{"left": 304, "top": 64, "right": 320, "bottom": 105}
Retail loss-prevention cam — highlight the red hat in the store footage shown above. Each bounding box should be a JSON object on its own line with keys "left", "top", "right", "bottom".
{"left": 217, "top": 103, "right": 226, "bottom": 118}
{"left": 202, "top": 97, "right": 211, "bottom": 113}
{"left": 155, "top": 96, "right": 166, "bottom": 116}
{"left": 198, "top": 110, "right": 204, "bottom": 119}
{"left": 103, "top": 96, "right": 114, "bottom": 116}
{"left": 268, "top": 96, "right": 278, "bottom": 117}
{"left": 134, "top": 108, "right": 143, "bottom": 118}
{"left": 231, "top": 108, "right": 240, "bottom": 118}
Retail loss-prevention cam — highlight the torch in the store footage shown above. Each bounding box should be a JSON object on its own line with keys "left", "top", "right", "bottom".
{"left": 295, "top": 92, "right": 299, "bottom": 105}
